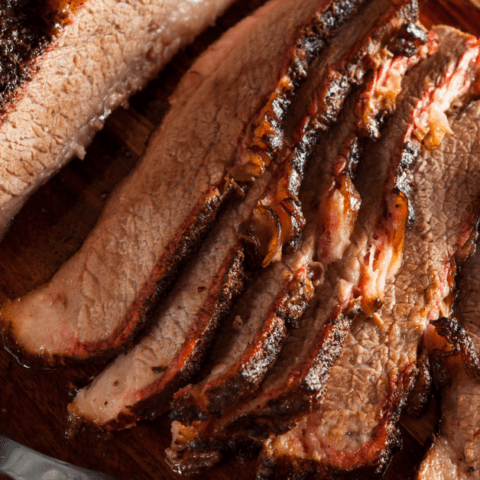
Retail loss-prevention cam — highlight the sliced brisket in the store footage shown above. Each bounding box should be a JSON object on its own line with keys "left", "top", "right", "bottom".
{"left": 257, "top": 32, "right": 480, "bottom": 479}
{"left": 416, "top": 242, "right": 480, "bottom": 478}
{"left": 67, "top": 199, "right": 251, "bottom": 431}
{"left": 0, "top": 0, "right": 238, "bottom": 238}
{"left": 0, "top": 0, "right": 353, "bottom": 365}
{"left": 168, "top": 0, "right": 426, "bottom": 430}
{"left": 165, "top": 25, "right": 439, "bottom": 468}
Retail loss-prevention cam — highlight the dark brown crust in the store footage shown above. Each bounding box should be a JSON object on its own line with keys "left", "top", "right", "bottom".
{"left": 226, "top": 312, "right": 355, "bottom": 441}
{"left": 0, "top": 185, "right": 229, "bottom": 367}
{"left": 406, "top": 348, "right": 433, "bottom": 416}
{"left": 430, "top": 316, "right": 480, "bottom": 388}
{"left": 69, "top": 244, "right": 247, "bottom": 432}
{"left": 0, "top": 0, "right": 85, "bottom": 122}
{"left": 256, "top": 365, "right": 417, "bottom": 480}
{"left": 172, "top": 266, "right": 315, "bottom": 422}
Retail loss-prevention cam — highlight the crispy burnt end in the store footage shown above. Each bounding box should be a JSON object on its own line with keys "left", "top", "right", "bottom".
{"left": 430, "top": 317, "right": 480, "bottom": 388}
{"left": 389, "top": 22, "right": 428, "bottom": 58}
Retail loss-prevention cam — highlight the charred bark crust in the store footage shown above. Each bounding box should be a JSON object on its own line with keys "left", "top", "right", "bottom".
{"left": 0, "top": 0, "right": 54, "bottom": 119}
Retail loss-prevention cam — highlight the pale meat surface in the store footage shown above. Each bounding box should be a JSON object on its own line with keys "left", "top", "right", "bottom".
{"left": 0, "top": 0, "right": 236, "bottom": 238}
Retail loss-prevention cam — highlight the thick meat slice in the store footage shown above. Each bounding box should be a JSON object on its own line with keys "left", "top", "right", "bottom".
{"left": 416, "top": 247, "right": 480, "bottom": 479}
{"left": 0, "top": 0, "right": 238, "bottom": 239}
{"left": 0, "top": 0, "right": 358, "bottom": 365}
{"left": 257, "top": 41, "right": 480, "bottom": 480}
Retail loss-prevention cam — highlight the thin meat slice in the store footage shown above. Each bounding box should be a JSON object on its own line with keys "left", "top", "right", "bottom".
{"left": 0, "top": 0, "right": 239, "bottom": 238}
{"left": 416, "top": 245, "right": 480, "bottom": 479}
{"left": 257, "top": 43, "right": 480, "bottom": 480}
{"left": 0, "top": 0, "right": 357, "bottom": 365}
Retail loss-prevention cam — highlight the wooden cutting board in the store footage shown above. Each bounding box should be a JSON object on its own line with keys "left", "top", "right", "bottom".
{"left": 0, "top": 1, "right": 479, "bottom": 479}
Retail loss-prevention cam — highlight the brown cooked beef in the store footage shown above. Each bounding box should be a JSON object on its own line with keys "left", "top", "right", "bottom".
{"left": 256, "top": 30, "right": 480, "bottom": 480}
{"left": 416, "top": 240, "right": 480, "bottom": 479}
{"left": 169, "top": 1, "right": 428, "bottom": 430}
{"left": 1, "top": 0, "right": 363, "bottom": 365}
{"left": 0, "top": 0, "right": 240, "bottom": 239}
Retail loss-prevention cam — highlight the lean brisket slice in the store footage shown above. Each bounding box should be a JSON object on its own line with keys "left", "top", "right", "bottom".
{"left": 416, "top": 240, "right": 480, "bottom": 479}
{"left": 257, "top": 32, "right": 480, "bottom": 480}
{"left": 0, "top": 0, "right": 238, "bottom": 239}
{"left": 0, "top": 0, "right": 364, "bottom": 365}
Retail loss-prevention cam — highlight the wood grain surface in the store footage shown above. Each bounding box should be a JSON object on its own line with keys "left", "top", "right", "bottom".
{"left": 0, "top": 1, "right": 479, "bottom": 479}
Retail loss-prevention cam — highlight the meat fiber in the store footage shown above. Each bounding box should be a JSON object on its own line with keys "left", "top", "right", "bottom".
{"left": 257, "top": 30, "right": 480, "bottom": 480}
{"left": 0, "top": 0, "right": 362, "bottom": 365}
{"left": 416, "top": 243, "right": 480, "bottom": 479}
{"left": 0, "top": 0, "right": 238, "bottom": 239}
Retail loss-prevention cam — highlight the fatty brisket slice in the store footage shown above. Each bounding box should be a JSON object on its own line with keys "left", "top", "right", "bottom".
{"left": 0, "top": 0, "right": 358, "bottom": 365}
{"left": 0, "top": 0, "right": 238, "bottom": 239}
{"left": 238, "top": 0, "right": 428, "bottom": 267}
{"left": 167, "top": 25, "right": 479, "bottom": 475}
{"left": 416, "top": 240, "right": 480, "bottom": 478}
{"left": 257, "top": 46, "right": 480, "bottom": 480}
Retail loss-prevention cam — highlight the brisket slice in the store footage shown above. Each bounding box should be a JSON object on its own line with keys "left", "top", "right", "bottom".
{"left": 416, "top": 244, "right": 480, "bottom": 478}
{"left": 0, "top": 0, "right": 346, "bottom": 366}
{"left": 256, "top": 48, "right": 480, "bottom": 480}
{"left": 0, "top": 0, "right": 238, "bottom": 239}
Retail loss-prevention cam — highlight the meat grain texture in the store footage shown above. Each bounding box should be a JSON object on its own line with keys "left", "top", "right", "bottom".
{"left": 417, "top": 219, "right": 480, "bottom": 478}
